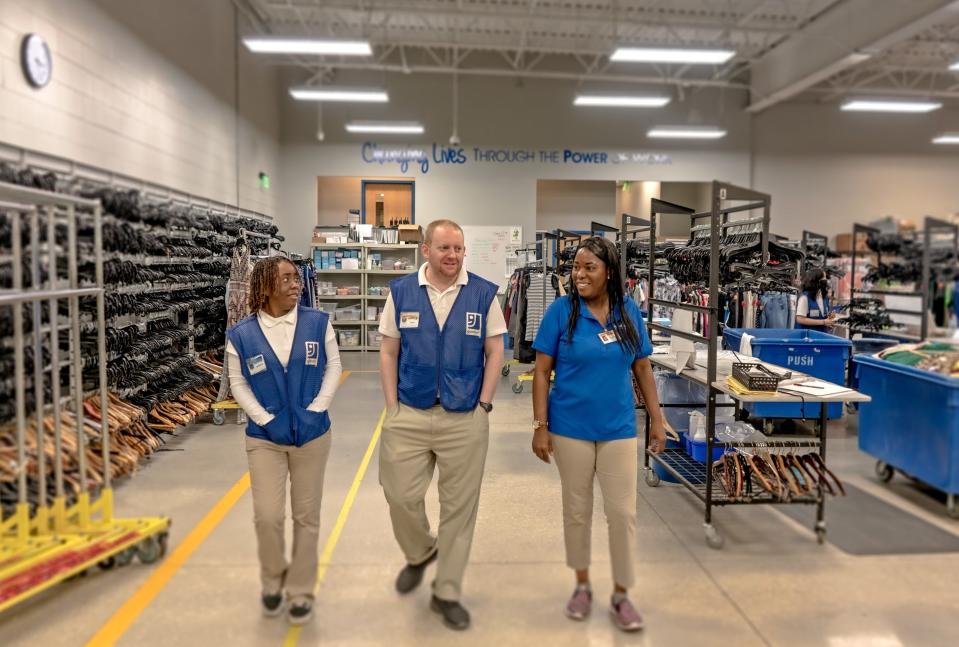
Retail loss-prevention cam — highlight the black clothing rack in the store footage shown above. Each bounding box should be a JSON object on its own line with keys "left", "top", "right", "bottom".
{"left": 801, "top": 230, "right": 829, "bottom": 274}
{"left": 850, "top": 218, "right": 957, "bottom": 340}
{"left": 638, "top": 183, "right": 837, "bottom": 549}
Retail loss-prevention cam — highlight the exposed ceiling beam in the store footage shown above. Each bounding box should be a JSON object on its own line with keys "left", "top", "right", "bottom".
{"left": 747, "top": 0, "right": 959, "bottom": 113}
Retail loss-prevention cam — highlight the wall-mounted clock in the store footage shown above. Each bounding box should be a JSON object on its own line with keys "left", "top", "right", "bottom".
{"left": 21, "top": 33, "right": 53, "bottom": 89}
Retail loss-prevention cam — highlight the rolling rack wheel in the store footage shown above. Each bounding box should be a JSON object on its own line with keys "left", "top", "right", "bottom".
{"left": 704, "top": 524, "right": 724, "bottom": 550}
{"left": 512, "top": 382, "right": 523, "bottom": 394}
{"left": 644, "top": 468, "right": 661, "bottom": 488}
{"left": 115, "top": 547, "right": 137, "bottom": 567}
{"left": 158, "top": 531, "right": 170, "bottom": 558}
{"left": 137, "top": 536, "right": 162, "bottom": 564}
{"left": 212, "top": 409, "right": 226, "bottom": 426}
{"left": 815, "top": 522, "right": 827, "bottom": 545}
{"left": 501, "top": 364, "right": 511, "bottom": 377}
{"left": 875, "top": 461, "right": 894, "bottom": 483}
{"left": 97, "top": 556, "right": 116, "bottom": 570}
{"left": 947, "top": 495, "right": 958, "bottom": 520}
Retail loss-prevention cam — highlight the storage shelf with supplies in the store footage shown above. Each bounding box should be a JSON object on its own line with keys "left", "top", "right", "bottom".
{"left": 314, "top": 241, "right": 418, "bottom": 352}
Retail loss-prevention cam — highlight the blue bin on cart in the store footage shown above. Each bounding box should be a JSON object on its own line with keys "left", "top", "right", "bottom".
{"left": 854, "top": 355, "right": 959, "bottom": 496}
{"left": 723, "top": 328, "right": 852, "bottom": 420}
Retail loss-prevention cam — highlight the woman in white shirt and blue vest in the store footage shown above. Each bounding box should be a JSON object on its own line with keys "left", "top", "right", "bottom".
{"left": 796, "top": 268, "right": 836, "bottom": 330}
{"left": 531, "top": 236, "right": 665, "bottom": 633}
{"left": 226, "top": 256, "right": 342, "bottom": 625}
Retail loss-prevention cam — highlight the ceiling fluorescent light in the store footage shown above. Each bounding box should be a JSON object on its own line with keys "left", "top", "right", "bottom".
{"left": 243, "top": 37, "right": 371, "bottom": 56}
{"left": 345, "top": 121, "right": 424, "bottom": 134}
{"left": 574, "top": 95, "right": 671, "bottom": 107}
{"left": 840, "top": 99, "right": 942, "bottom": 113}
{"left": 933, "top": 133, "right": 959, "bottom": 144}
{"left": 290, "top": 87, "right": 388, "bottom": 102}
{"left": 950, "top": 60, "right": 959, "bottom": 71}
{"left": 647, "top": 126, "right": 727, "bottom": 139}
{"left": 611, "top": 47, "right": 735, "bottom": 64}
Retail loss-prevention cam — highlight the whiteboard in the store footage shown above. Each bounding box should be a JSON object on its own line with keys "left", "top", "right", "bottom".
{"left": 462, "top": 226, "right": 523, "bottom": 294}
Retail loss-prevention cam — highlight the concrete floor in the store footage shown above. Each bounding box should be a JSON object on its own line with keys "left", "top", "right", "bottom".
{"left": 2, "top": 353, "right": 959, "bottom": 646}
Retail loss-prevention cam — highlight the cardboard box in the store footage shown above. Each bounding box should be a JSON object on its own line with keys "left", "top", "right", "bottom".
{"left": 312, "top": 234, "right": 326, "bottom": 244}
{"left": 834, "top": 233, "right": 870, "bottom": 253}
{"left": 398, "top": 224, "right": 423, "bottom": 244}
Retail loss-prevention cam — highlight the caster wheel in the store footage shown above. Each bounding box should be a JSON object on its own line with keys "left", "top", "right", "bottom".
{"left": 875, "top": 461, "right": 894, "bottom": 483}
{"left": 501, "top": 365, "right": 511, "bottom": 377}
{"left": 98, "top": 556, "right": 116, "bottom": 570}
{"left": 212, "top": 409, "right": 226, "bottom": 426}
{"left": 816, "top": 529, "right": 827, "bottom": 545}
{"left": 947, "top": 496, "right": 958, "bottom": 520}
{"left": 115, "top": 547, "right": 136, "bottom": 567}
{"left": 704, "top": 524, "right": 724, "bottom": 550}
{"left": 644, "top": 469, "right": 661, "bottom": 488}
{"left": 158, "top": 532, "right": 169, "bottom": 558}
{"left": 512, "top": 383, "right": 523, "bottom": 394}
{"left": 137, "top": 537, "right": 162, "bottom": 564}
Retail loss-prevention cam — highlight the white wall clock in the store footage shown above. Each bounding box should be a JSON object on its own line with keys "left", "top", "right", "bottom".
{"left": 21, "top": 33, "right": 53, "bottom": 88}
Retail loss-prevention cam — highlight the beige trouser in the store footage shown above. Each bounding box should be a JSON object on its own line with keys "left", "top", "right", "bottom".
{"left": 379, "top": 403, "right": 490, "bottom": 601}
{"left": 550, "top": 433, "right": 638, "bottom": 589}
{"left": 246, "top": 432, "right": 332, "bottom": 602}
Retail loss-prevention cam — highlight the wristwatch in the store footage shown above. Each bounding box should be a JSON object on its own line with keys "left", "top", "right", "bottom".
{"left": 478, "top": 401, "right": 493, "bottom": 413}
{"left": 532, "top": 419, "right": 547, "bottom": 431}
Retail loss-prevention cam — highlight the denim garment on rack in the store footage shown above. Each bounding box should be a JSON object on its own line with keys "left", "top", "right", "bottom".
{"left": 759, "top": 292, "right": 791, "bottom": 329}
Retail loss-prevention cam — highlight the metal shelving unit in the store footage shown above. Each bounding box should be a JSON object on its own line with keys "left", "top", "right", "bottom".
{"left": 313, "top": 242, "right": 420, "bottom": 351}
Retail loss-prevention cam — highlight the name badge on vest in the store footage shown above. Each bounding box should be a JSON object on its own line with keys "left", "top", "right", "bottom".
{"left": 598, "top": 330, "right": 618, "bottom": 345}
{"left": 246, "top": 354, "right": 267, "bottom": 375}
{"left": 305, "top": 341, "right": 320, "bottom": 366}
{"left": 400, "top": 312, "right": 420, "bottom": 329}
{"left": 809, "top": 309, "right": 821, "bottom": 317}
{"left": 465, "top": 312, "right": 482, "bottom": 337}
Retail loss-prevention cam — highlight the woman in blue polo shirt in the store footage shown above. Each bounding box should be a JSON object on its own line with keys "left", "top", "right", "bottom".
{"left": 531, "top": 236, "right": 665, "bottom": 633}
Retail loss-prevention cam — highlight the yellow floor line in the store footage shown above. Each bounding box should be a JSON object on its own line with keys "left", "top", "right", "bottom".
{"left": 85, "top": 472, "right": 251, "bottom": 647}
{"left": 86, "top": 371, "right": 353, "bottom": 647}
{"left": 283, "top": 408, "right": 385, "bottom": 647}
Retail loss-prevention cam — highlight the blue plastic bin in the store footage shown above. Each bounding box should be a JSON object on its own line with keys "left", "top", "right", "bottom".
{"left": 652, "top": 436, "right": 684, "bottom": 483}
{"left": 723, "top": 328, "right": 852, "bottom": 419}
{"left": 686, "top": 435, "right": 729, "bottom": 464}
{"left": 855, "top": 355, "right": 959, "bottom": 496}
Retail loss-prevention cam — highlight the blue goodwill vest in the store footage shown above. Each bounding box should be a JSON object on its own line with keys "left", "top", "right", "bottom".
{"left": 226, "top": 306, "right": 331, "bottom": 447}
{"left": 797, "top": 291, "right": 830, "bottom": 330}
{"left": 391, "top": 271, "right": 498, "bottom": 412}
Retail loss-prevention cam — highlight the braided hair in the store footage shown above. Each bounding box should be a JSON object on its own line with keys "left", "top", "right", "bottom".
{"left": 565, "top": 236, "right": 641, "bottom": 356}
{"left": 248, "top": 256, "right": 295, "bottom": 314}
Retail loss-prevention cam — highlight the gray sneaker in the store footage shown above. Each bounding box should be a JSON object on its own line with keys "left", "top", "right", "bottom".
{"left": 261, "top": 591, "right": 285, "bottom": 617}
{"left": 610, "top": 597, "right": 644, "bottom": 632}
{"left": 565, "top": 587, "right": 592, "bottom": 621}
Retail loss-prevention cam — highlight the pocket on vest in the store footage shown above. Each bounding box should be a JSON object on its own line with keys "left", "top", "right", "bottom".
{"left": 442, "top": 367, "right": 483, "bottom": 404}
{"left": 399, "top": 362, "right": 435, "bottom": 390}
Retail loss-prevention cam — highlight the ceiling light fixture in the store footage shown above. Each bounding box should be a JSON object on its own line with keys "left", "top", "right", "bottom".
{"left": 647, "top": 126, "right": 727, "bottom": 139}
{"left": 242, "top": 37, "right": 372, "bottom": 56}
{"left": 574, "top": 94, "right": 671, "bottom": 107}
{"left": 950, "top": 60, "right": 959, "bottom": 71}
{"left": 840, "top": 99, "right": 942, "bottom": 113}
{"left": 932, "top": 133, "right": 959, "bottom": 144}
{"left": 345, "top": 121, "right": 424, "bottom": 134}
{"left": 289, "top": 86, "right": 388, "bottom": 102}
{"left": 611, "top": 47, "right": 735, "bottom": 64}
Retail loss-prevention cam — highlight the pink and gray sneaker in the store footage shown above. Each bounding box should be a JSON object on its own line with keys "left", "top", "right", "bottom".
{"left": 610, "top": 596, "right": 644, "bottom": 632}
{"left": 565, "top": 586, "right": 592, "bottom": 621}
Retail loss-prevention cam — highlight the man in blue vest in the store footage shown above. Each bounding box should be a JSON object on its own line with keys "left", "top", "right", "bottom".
{"left": 378, "top": 219, "right": 506, "bottom": 631}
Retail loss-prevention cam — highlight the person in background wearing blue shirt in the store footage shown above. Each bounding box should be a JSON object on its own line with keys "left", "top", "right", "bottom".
{"left": 531, "top": 236, "right": 665, "bottom": 633}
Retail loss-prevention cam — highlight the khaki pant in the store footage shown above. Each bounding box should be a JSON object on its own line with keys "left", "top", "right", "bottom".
{"left": 379, "top": 403, "right": 490, "bottom": 601}
{"left": 550, "top": 433, "right": 637, "bottom": 589}
{"left": 246, "top": 432, "right": 332, "bottom": 602}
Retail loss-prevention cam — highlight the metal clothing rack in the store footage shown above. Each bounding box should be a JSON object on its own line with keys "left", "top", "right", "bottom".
{"left": 639, "top": 182, "right": 840, "bottom": 550}
{"left": 506, "top": 236, "right": 557, "bottom": 392}
{"left": 0, "top": 182, "right": 170, "bottom": 614}
{"left": 848, "top": 220, "right": 953, "bottom": 340}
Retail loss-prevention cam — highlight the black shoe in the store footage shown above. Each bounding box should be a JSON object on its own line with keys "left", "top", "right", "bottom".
{"left": 430, "top": 595, "right": 470, "bottom": 631}
{"left": 262, "top": 591, "right": 285, "bottom": 617}
{"left": 288, "top": 600, "right": 313, "bottom": 625}
{"left": 394, "top": 549, "right": 438, "bottom": 594}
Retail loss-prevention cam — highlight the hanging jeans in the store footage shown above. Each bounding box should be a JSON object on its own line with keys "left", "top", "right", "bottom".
{"left": 760, "top": 292, "right": 791, "bottom": 329}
